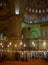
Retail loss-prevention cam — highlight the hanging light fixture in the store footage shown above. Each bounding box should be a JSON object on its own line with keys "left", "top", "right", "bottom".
{"left": 0, "top": 43, "right": 2, "bottom": 46}
{"left": 32, "top": 41, "right": 35, "bottom": 47}
{"left": 20, "top": 42, "right": 22, "bottom": 45}
{"left": 7, "top": 45, "right": 9, "bottom": 47}
{"left": 15, "top": 44, "right": 17, "bottom": 47}
{"left": 43, "top": 40, "right": 46, "bottom": 47}
{"left": 9, "top": 42, "right": 12, "bottom": 46}
{"left": 24, "top": 44, "right": 26, "bottom": 47}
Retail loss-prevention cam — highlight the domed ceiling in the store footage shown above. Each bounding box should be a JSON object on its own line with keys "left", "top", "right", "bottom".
{"left": 0, "top": 0, "right": 48, "bottom": 20}
{"left": 0, "top": 0, "right": 48, "bottom": 38}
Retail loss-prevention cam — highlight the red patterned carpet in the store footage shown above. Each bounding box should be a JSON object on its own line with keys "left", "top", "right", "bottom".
{"left": 0, "top": 60, "right": 48, "bottom": 65}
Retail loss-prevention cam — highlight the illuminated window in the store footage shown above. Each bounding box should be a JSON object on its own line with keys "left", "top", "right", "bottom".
{"left": 26, "top": 7, "right": 28, "bottom": 10}
{"left": 21, "top": 34, "right": 24, "bottom": 39}
{"left": 42, "top": 30, "right": 46, "bottom": 37}
{"left": 42, "top": 17, "right": 46, "bottom": 22}
{"left": 34, "top": 19, "right": 38, "bottom": 23}
{"left": 4, "top": 3, "right": 6, "bottom": 6}
{"left": 35, "top": 10, "right": 38, "bottom": 13}
{"left": 29, "top": 20, "right": 33, "bottom": 24}
{"left": 0, "top": 2, "right": 2, "bottom": 7}
{"left": 42, "top": 9, "right": 45, "bottom": 13}
{"left": 15, "top": 8, "right": 20, "bottom": 15}
{"left": 43, "top": 52, "right": 47, "bottom": 58}
{"left": 46, "top": 15, "right": 48, "bottom": 21}
{"left": 0, "top": 33, "right": 3, "bottom": 39}
{"left": 15, "top": 1, "right": 20, "bottom": 15}
{"left": 32, "top": 9, "right": 34, "bottom": 13}
{"left": 29, "top": 8, "right": 31, "bottom": 12}
{"left": 46, "top": 9, "right": 48, "bottom": 12}
{"left": 39, "top": 10, "right": 41, "bottom": 13}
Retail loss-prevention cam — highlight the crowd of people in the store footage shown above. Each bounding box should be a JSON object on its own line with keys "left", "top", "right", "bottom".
{"left": 0, "top": 51, "right": 48, "bottom": 62}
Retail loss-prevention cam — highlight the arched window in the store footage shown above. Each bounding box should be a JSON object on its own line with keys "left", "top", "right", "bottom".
{"left": 46, "top": 15, "right": 48, "bottom": 21}
{"left": 42, "top": 30, "right": 46, "bottom": 37}
{"left": 34, "top": 19, "right": 38, "bottom": 23}
{"left": 42, "top": 17, "right": 46, "bottom": 22}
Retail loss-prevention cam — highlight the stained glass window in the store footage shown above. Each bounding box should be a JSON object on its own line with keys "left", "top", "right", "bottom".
{"left": 42, "top": 30, "right": 46, "bottom": 37}
{"left": 46, "top": 15, "right": 48, "bottom": 21}
{"left": 34, "top": 19, "right": 38, "bottom": 23}
{"left": 42, "top": 17, "right": 46, "bottom": 22}
{"left": 0, "top": 33, "right": 3, "bottom": 39}
{"left": 29, "top": 20, "right": 33, "bottom": 24}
